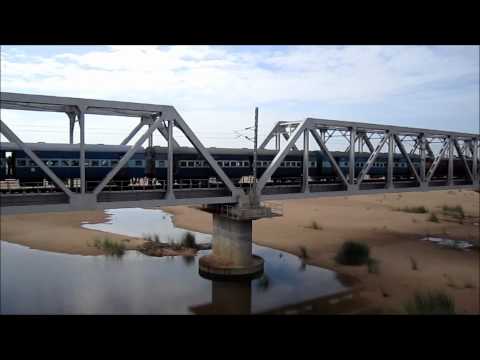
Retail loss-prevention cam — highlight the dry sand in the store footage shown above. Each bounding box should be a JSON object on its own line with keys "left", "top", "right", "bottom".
{"left": 1, "top": 189, "right": 478, "bottom": 313}
{"left": 163, "top": 189, "right": 480, "bottom": 314}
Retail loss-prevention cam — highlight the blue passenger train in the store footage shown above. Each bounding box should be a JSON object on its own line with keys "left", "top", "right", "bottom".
{"left": 0, "top": 142, "right": 469, "bottom": 186}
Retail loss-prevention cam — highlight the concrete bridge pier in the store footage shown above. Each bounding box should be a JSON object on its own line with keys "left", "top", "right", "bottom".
{"left": 199, "top": 201, "right": 281, "bottom": 279}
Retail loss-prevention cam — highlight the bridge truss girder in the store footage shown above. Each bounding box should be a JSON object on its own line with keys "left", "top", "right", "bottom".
{"left": 0, "top": 92, "right": 243, "bottom": 213}
{"left": 256, "top": 118, "right": 479, "bottom": 196}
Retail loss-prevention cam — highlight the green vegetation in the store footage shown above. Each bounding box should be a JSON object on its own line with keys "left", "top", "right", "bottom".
{"left": 442, "top": 205, "right": 465, "bottom": 220}
{"left": 93, "top": 237, "right": 126, "bottom": 257}
{"left": 396, "top": 206, "right": 428, "bottom": 214}
{"left": 335, "top": 241, "right": 370, "bottom": 266}
{"left": 409, "top": 256, "right": 419, "bottom": 271}
{"left": 428, "top": 212, "right": 439, "bottom": 223}
{"left": 367, "top": 258, "right": 380, "bottom": 274}
{"left": 404, "top": 291, "right": 455, "bottom": 314}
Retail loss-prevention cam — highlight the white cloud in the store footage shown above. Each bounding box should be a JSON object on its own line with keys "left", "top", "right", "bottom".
{"left": 1, "top": 45, "right": 478, "bottom": 147}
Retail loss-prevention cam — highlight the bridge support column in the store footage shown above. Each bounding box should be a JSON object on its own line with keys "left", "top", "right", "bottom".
{"left": 199, "top": 213, "right": 264, "bottom": 278}
{"left": 199, "top": 200, "right": 281, "bottom": 279}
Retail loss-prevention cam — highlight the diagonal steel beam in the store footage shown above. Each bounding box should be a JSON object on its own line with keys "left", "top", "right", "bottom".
{"left": 172, "top": 109, "right": 240, "bottom": 196}
{"left": 257, "top": 120, "right": 308, "bottom": 192}
{"left": 393, "top": 134, "right": 421, "bottom": 184}
{"left": 426, "top": 139, "right": 449, "bottom": 182}
{"left": 0, "top": 120, "right": 73, "bottom": 197}
{"left": 282, "top": 132, "right": 299, "bottom": 151}
{"left": 93, "top": 114, "right": 164, "bottom": 196}
{"left": 259, "top": 123, "right": 280, "bottom": 149}
{"left": 310, "top": 129, "right": 349, "bottom": 187}
{"left": 453, "top": 138, "right": 474, "bottom": 182}
{"left": 120, "top": 122, "right": 144, "bottom": 145}
{"left": 357, "top": 133, "right": 389, "bottom": 186}
{"left": 157, "top": 125, "right": 179, "bottom": 148}
{"left": 362, "top": 133, "right": 375, "bottom": 153}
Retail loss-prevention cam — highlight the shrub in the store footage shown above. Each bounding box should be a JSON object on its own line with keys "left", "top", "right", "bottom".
{"left": 404, "top": 291, "right": 455, "bottom": 314}
{"left": 181, "top": 232, "right": 197, "bottom": 249}
{"left": 442, "top": 205, "right": 465, "bottom": 220}
{"left": 397, "top": 206, "right": 428, "bottom": 214}
{"left": 335, "top": 241, "right": 370, "bottom": 266}
{"left": 428, "top": 212, "right": 439, "bottom": 223}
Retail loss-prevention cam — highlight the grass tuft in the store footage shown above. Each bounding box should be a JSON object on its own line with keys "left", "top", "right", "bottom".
{"left": 442, "top": 205, "right": 465, "bottom": 220}
{"left": 409, "top": 256, "right": 419, "bottom": 271}
{"left": 94, "top": 237, "right": 126, "bottom": 257}
{"left": 335, "top": 241, "right": 370, "bottom": 266}
{"left": 396, "top": 206, "right": 428, "bottom": 214}
{"left": 404, "top": 291, "right": 455, "bottom": 314}
{"left": 308, "top": 220, "right": 323, "bottom": 230}
{"left": 428, "top": 212, "right": 439, "bottom": 223}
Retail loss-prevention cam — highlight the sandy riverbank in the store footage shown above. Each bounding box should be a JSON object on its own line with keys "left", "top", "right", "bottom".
{"left": 0, "top": 210, "right": 144, "bottom": 255}
{"left": 163, "top": 189, "right": 480, "bottom": 314}
{"left": 1, "top": 189, "right": 478, "bottom": 313}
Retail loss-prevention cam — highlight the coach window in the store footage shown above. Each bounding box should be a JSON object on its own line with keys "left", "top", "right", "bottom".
{"left": 91, "top": 160, "right": 99, "bottom": 167}
{"left": 71, "top": 160, "right": 79, "bottom": 167}
{"left": 180, "top": 161, "right": 187, "bottom": 167}
{"left": 61, "top": 160, "right": 70, "bottom": 167}
{"left": 195, "top": 160, "right": 203, "bottom": 167}
{"left": 186, "top": 161, "right": 193, "bottom": 167}
{"left": 135, "top": 160, "right": 143, "bottom": 167}
{"left": 100, "top": 160, "right": 109, "bottom": 167}
{"left": 111, "top": 160, "right": 119, "bottom": 167}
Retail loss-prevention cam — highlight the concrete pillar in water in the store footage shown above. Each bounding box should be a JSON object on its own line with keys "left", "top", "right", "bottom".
{"left": 199, "top": 212, "right": 264, "bottom": 278}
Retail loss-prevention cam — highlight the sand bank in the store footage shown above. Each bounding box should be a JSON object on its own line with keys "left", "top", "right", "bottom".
{"left": 163, "top": 189, "right": 480, "bottom": 314}
{"left": 1, "top": 189, "right": 478, "bottom": 313}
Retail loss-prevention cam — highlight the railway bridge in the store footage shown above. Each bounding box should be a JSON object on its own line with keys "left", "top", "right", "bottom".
{"left": 1, "top": 92, "right": 479, "bottom": 277}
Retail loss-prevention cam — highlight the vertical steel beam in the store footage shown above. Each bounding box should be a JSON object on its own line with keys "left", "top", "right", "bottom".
{"left": 78, "top": 109, "right": 86, "bottom": 194}
{"left": 448, "top": 136, "right": 454, "bottom": 185}
{"left": 473, "top": 138, "right": 478, "bottom": 183}
{"left": 419, "top": 134, "right": 426, "bottom": 184}
{"left": 302, "top": 129, "right": 309, "bottom": 193}
{"left": 67, "top": 112, "right": 76, "bottom": 144}
{"left": 275, "top": 132, "right": 280, "bottom": 151}
{"left": 387, "top": 133, "right": 394, "bottom": 188}
{"left": 349, "top": 127, "right": 356, "bottom": 185}
{"left": 166, "top": 119, "right": 174, "bottom": 199}
{"left": 0, "top": 120, "right": 73, "bottom": 197}
{"left": 148, "top": 124, "right": 153, "bottom": 148}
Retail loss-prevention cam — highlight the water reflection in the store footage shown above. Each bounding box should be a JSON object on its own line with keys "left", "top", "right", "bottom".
{"left": 1, "top": 207, "right": 358, "bottom": 315}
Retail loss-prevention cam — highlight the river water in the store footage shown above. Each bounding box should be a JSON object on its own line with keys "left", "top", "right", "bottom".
{"left": 1, "top": 208, "right": 356, "bottom": 314}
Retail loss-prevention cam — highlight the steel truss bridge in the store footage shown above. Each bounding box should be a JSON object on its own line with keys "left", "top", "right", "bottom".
{"left": 1, "top": 92, "right": 479, "bottom": 215}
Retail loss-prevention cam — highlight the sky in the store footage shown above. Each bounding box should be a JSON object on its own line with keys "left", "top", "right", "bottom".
{"left": 1, "top": 45, "right": 478, "bottom": 150}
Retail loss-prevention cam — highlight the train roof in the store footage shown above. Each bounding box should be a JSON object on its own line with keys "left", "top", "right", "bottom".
{"left": 0, "top": 142, "right": 144, "bottom": 153}
{"left": 147, "top": 146, "right": 419, "bottom": 158}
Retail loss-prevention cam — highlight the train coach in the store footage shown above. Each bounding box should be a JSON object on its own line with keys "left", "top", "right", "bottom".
{"left": 0, "top": 143, "right": 145, "bottom": 184}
